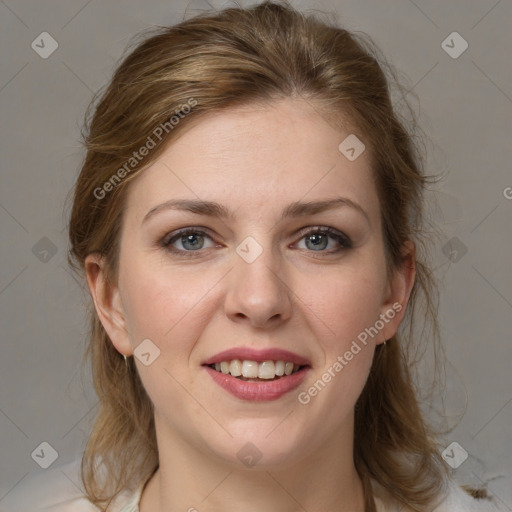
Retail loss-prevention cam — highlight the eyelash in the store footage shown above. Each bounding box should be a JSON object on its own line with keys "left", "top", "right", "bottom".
{"left": 160, "top": 226, "right": 352, "bottom": 257}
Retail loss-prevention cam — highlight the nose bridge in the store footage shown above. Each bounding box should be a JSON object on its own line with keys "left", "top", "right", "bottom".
{"left": 225, "top": 232, "right": 292, "bottom": 326}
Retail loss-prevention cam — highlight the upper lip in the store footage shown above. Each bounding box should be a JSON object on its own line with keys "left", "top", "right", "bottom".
{"left": 202, "top": 347, "right": 311, "bottom": 367}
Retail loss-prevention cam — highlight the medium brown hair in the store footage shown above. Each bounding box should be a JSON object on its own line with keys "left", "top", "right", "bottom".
{"left": 69, "top": 2, "right": 452, "bottom": 510}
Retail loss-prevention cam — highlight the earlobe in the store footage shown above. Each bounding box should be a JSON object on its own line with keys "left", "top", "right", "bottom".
{"left": 378, "top": 241, "right": 416, "bottom": 343}
{"left": 84, "top": 254, "right": 133, "bottom": 357}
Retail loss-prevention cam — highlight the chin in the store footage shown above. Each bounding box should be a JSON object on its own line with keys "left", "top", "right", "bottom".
{"left": 202, "top": 423, "right": 312, "bottom": 470}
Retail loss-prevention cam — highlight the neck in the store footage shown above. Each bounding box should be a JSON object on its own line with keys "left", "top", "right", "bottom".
{"left": 140, "top": 414, "right": 366, "bottom": 512}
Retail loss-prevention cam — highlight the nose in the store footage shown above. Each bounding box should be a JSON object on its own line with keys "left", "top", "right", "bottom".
{"left": 224, "top": 240, "right": 293, "bottom": 329}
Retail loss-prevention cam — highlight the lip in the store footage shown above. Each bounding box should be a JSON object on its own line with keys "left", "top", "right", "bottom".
{"left": 203, "top": 365, "right": 310, "bottom": 401}
{"left": 201, "top": 347, "right": 311, "bottom": 366}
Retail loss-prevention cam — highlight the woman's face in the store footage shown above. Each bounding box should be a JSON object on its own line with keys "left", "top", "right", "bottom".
{"left": 87, "top": 98, "right": 413, "bottom": 469}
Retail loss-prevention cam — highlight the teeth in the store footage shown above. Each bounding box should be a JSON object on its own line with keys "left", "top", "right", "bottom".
{"left": 229, "top": 360, "right": 242, "bottom": 377}
{"left": 258, "top": 361, "right": 275, "bottom": 379}
{"left": 242, "top": 360, "right": 259, "bottom": 378}
{"left": 211, "top": 359, "right": 303, "bottom": 379}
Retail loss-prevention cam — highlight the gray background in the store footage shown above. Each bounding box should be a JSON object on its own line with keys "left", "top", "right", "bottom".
{"left": 1, "top": 0, "right": 511, "bottom": 507}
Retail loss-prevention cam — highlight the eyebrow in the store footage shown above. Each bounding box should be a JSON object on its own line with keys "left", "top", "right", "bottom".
{"left": 142, "top": 197, "right": 370, "bottom": 226}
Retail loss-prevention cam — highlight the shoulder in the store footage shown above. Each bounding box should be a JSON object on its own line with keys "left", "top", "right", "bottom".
{"left": 0, "top": 458, "right": 97, "bottom": 512}
{"left": 373, "top": 478, "right": 506, "bottom": 512}
{"left": 0, "top": 458, "right": 140, "bottom": 512}
{"left": 431, "top": 480, "right": 505, "bottom": 512}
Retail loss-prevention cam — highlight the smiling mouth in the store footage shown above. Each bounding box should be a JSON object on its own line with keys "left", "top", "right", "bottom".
{"left": 206, "top": 360, "right": 307, "bottom": 381}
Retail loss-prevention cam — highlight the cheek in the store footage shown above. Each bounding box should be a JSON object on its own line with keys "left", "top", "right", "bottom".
{"left": 305, "top": 256, "right": 388, "bottom": 409}
{"left": 302, "top": 262, "right": 387, "bottom": 347}
{"left": 296, "top": 268, "right": 382, "bottom": 420}
{"left": 119, "top": 255, "right": 220, "bottom": 355}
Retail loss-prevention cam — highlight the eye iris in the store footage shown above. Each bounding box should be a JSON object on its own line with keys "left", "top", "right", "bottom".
{"left": 182, "top": 233, "right": 203, "bottom": 250}
{"left": 306, "top": 233, "right": 327, "bottom": 251}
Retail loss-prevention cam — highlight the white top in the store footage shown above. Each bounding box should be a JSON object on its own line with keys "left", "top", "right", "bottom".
{"left": 0, "top": 458, "right": 505, "bottom": 512}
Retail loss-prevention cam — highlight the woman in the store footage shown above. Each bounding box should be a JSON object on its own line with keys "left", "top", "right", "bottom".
{"left": 1, "top": 2, "right": 503, "bottom": 511}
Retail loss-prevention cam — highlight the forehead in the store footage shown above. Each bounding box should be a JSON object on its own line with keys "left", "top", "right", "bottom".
{"left": 123, "top": 98, "right": 379, "bottom": 225}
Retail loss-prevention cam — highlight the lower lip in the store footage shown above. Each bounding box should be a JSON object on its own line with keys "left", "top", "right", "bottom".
{"left": 203, "top": 366, "right": 310, "bottom": 401}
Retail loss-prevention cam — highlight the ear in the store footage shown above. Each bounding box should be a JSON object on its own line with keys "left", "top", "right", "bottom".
{"left": 84, "top": 253, "right": 133, "bottom": 357}
{"left": 378, "top": 240, "right": 416, "bottom": 344}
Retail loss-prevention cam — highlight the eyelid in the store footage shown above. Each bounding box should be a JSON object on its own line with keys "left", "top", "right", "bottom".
{"left": 161, "top": 225, "right": 352, "bottom": 255}
{"left": 161, "top": 226, "right": 215, "bottom": 245}
{"left": 293, "top": 225, "right": 352, "bottom": 248}
{"left": 161, "top": 227, "right": 218, "bottom": 255}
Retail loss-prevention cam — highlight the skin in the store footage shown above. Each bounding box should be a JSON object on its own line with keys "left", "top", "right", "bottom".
{"left": 85, "top": 98, "right": 415, "bottom": 512}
